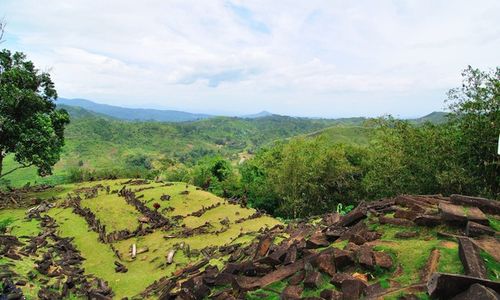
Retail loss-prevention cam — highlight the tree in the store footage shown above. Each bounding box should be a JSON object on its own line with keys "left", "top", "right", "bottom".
{"left": 0, "top": 49, "right": 69, "bottom": 179}
{"left": 446, "top": 66, "right": 500, "bottom": 197}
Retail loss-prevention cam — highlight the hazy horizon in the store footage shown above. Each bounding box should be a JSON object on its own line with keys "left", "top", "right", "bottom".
{"left": 2, "top": 0, "right": 499, "bottom": 118}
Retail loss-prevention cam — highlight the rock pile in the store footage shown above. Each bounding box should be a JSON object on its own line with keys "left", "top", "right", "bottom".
{"left": 140, "top": 194, "right": 499, "bottom": 299}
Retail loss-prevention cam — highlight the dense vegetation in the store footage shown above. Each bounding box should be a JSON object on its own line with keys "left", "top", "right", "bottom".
{"left": 187, "top": 67, "right": 499, "bottom": 218}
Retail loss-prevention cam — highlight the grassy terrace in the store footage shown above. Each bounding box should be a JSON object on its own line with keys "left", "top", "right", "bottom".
{"left": 80, "top": 193, "right": 142, "bottom": 232}
{"left": 0, "top": 179, "right": 282, "bottom": 298}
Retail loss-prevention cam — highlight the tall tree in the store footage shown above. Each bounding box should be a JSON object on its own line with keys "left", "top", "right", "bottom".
{"left": 0, "top": 48, "right": 69, "bottom": 179}
{"left": 446, "top": 66, "right": 500, "bottom": 197}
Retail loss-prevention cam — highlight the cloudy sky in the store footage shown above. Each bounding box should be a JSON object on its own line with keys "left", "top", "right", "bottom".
{"left": 1, "top": 1, "right": 499, "bottom": 117}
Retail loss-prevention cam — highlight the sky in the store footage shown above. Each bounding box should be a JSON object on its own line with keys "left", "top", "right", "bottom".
{"left": 1, "top": 1, "right": 499, "bottom": 118}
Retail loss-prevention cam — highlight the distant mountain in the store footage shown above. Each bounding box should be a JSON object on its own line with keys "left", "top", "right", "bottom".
{"left": 240, "top": 111, "right": 274, "bottom": 119}
{"left": 58, "top": 98, "right": 213, "bottom": 122}
{"left": 58, "top": 104, "right": 115, "bottom": 120}
{"left": 409, "top": 111, "right": 448, "bottom": 124}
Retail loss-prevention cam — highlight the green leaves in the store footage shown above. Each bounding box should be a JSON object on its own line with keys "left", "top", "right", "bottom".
{"left": 0, "top": 49, "right": 69, "bottom": 178}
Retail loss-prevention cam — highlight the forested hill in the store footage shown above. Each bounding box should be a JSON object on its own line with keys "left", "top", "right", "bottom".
{"left": 2, "top": 104, "right": 447, "bottom": 187}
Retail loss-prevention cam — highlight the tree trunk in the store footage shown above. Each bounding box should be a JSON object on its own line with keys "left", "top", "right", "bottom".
{"left": 0, "top": 154, "right": 3, "bottom": 178}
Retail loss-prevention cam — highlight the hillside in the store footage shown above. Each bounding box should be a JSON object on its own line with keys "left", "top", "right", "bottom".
{"left": 0, "top": 103, "right": 449, "bottom": 188}
{"left": 1, "top": 183, "right": 498, "bottom": 299}
{"left": 1, "top": 111, "right": 365, "bottom": 187}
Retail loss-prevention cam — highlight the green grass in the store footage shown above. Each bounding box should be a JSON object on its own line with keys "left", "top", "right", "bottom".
{"left": 480, "top": 251, "right": 500, "bottom": 281}
{"left": 372, "top": 223, "right": 462, "bottom": 286}
{"left": 80, "top": 193, "right": 142, "bottom": 232}
{"left": 488, "top": 217, "right": 500, "bottom": 231}
{"left": 0, "top": 209, "right": 40, "bottom": 237}
{"left": 437, "top": 243, "right": 464, "bottom": 274}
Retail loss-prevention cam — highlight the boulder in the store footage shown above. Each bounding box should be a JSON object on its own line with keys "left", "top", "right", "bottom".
{"left": 341, "top": 279, "right": 367, "bottom": 300}
{"left": 323, "top": 213, "right": 341, "bottom": 226}
{"left": 466, "top": 221, "right": 496, "bottom": 237}
{"left": 458, "top": 237, "right": 487, "bottom": 279}
{"left": 439, "top": 202, "right": 468, "bottom": 223}
{"left": 281, "top": 285, "right": 303, "bottom": 300}
{"left": 414, "top": 214, "right": 442, "bottom": 227}
{"left": 357, "top": 245, "right": 374, "bottom": 269}
{"left": 451, "top": 283, "right": 500, "bottom": 300}
{"left": 311, "top": 250, "right": 336, "bottom": 276}
{"left": 332, "top": 248, "right": 354, "bottom": 269}
{"left": 288, "top": 271, "right": 305, "bottom": 285}
{"left": 303, "top": 271, "right": 322, "bottom": 289}
{"left": 395, "top": 231, "right": 418, "bottom": 239}
{"left": 373, "top": 251, "right": 393, "bottom": 269}
{"left": 255, "top": 235, "right": 273, "bottom": 258}
{"left": 324, "top": 227, "right": 346, "bottom": 242}
{"left": 338, "top": 205, "right": 367, "bottom": 227}
{"left": 319, "top": 289, "right": 342, "bottom": 300}
{"left": 427, "top": 272, "right": 500, "bottom": 299}
{"left": 330, "top": 273, "right": 354, "bottom": 288}
{"left": 283, "top": 244, "right": 298, "bottom": 265}
{"left": 379, "top": 216, "right": 414, "bottom": 227}
{"left": 465, "top": 208, "right": 489, "bottom": 225}
{"left": 394, "top": 209, "right": 418, "bottom": 221}
{"left": 450, "top": 194, "right": 500, "bottom": 215}
{"left": 306, "top": 231, "right": 330, "bottom": 249}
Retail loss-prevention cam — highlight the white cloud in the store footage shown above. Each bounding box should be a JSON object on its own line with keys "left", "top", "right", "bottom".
{"left": 1, "top": 0, "right": 499, "bottom": 117}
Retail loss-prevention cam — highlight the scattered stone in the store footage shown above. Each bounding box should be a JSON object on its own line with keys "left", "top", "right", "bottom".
{"left": 303, "top": 271, "right": 322, "bottom": 289}
{"left": 373, "top": 251, "right": 393, "bottom": 269}
{"left": 395, "top": 231, "right": 418, "bottom": 239}
{"left": 255, "top": 235, "right": 273, "bottom": 258}
{"left": 166, "top": 249, "right": 176, "bottom": 264}
{"left": 466, "top": 221, "right": 496, "bottom": 237}
{"left": 114, "top": 261, "right": 128, "bottom": 273}
{"left": 379, "top": 216, "right": 414, "bottom": 227}
{"left": 311, "top": 250, "right": 336, "bottom": 276}
{"left": 427, "top": 272, "right": 500, "bottom": 299}
{"left": 332, "top": 248, "right": 354, "bottom": 269}
{"left": 288, "top": 271, "right": 305, "bottom": 285}
{"left": 420, "top": 249, "right": 440, "bottom": 283}
{"left": 319, "top": 289, "right": 342, "bottom": 300}
{"left": 323, "top": 213, "right": 341, "bottom": 226}
{"left": 341, "top": 279, "right": 367, "bottom": 300}
{"left": 451, "top": 283, "right": 500, "bottom": 300}
{"left": 414, "top": 214, "right": 442, "bottom": 227}
{"left": 458, "top": 237, "right": 487, "bottom": 279}
{"left": 160, "top": 194, "right": 171, "bottom": 201}
{"left": 338, "top": 205, "right": 367, "bottom": 227}
{"left": 306, "top": 231, "right": 329, "bottom": 249}
{"left": 450, "top": 194, "right": 500, "bottom": 215}
{"left": 465, "top": 207, "right": 489, "bottom": 225}
{"left": 439, "top": 202, "right": 468, "bottom": 223}
{"left": 283, "top": 244, "right": 297, "bottom": 265}
{"left": 394, "top": 209, "right": 418, "bottom": 221}
{"left": 357, "top": 245, "right": 374, "bottom": 269}
{"left": 281, "top": 285, "right": 303, "bottom": 300}
{"left": 330, "top": 273, "right": 354, "bottom": 288}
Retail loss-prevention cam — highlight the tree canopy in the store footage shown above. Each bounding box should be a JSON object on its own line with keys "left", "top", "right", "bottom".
{"left": 0, "top": 49, "right": 69, "bottom": 179}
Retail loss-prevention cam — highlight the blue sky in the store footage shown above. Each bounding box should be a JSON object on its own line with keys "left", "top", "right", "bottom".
{"left": 1, "top": 0, "right": 499, "bottom": 117}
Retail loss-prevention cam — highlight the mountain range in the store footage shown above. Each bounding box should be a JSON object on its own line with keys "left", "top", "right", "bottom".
{"left": 58, "top": 97, "right": 448, "bottom": 124}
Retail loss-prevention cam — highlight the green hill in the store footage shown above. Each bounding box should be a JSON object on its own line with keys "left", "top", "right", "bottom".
{"left": 1, "top": 112, "right": 365, "bottom": 187}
